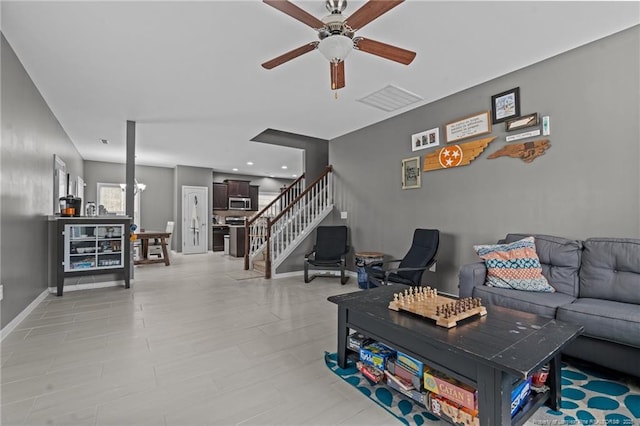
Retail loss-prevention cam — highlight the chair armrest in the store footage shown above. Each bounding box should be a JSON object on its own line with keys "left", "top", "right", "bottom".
{"left": 458, "top": 261, "right": 487, "bottom": 298}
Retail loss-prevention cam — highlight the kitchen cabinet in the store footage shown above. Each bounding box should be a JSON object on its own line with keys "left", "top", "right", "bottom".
{"left": 213, "top": 182, "right": 228, "bottom": 210}
{"left": 49, "top": 217, "right": 131, "bottom": 296}
{"left": 212, "top": 225, "right": 229, "bottom": 251}
{"left": 225, "top": 180, "right": 250, "bottom": 198}
{"left": 249, "top": 185, "right": 259, "bottom": 211}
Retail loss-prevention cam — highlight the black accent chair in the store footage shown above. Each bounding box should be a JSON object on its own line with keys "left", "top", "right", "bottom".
{"left": 365, "top": 229, "right": 439, "bottom": 287}
{"left": 304, "top": 226, "right": 349, "bottom": 284}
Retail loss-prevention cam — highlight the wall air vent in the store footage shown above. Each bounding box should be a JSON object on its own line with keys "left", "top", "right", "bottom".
{"left": 356, "top": 84, "right": 423, "bottom": 112}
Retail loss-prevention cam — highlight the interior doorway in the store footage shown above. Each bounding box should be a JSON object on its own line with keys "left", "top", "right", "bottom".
{"left": 182, "top": 185, "right": 208, "bottom": 254}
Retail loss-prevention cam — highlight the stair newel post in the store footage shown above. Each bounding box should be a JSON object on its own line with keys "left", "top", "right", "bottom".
{"left": 244, "top": 220, "right": 250, "bottom": 270}
{"left": 265, "top": 217, "right": 272, "bottom": 279}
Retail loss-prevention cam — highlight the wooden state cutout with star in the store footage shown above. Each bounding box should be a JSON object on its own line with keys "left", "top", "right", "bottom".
{"left": 423, "top": 137, "right": 496, "bottom": 172}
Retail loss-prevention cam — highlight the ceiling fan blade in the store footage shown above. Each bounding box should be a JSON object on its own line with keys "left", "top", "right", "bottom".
{"left": 344, "top": 0, "right": 404, "bottom": 31}
{"left": 263, "top": 0, "right": 325, "bottom": 30}
{"left": 262, "top": 42, "right": 318, "bottom": 69}
{"left": 330, "top": 61, "right": 345, "bottom": 90}
{"left": 354, "top": 37, "right": 416, "bottom": 65}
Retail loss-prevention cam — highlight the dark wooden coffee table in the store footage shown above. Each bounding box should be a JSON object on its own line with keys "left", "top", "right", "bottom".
{"left": 328, "top": 285, "right": 583, "bottom": 426}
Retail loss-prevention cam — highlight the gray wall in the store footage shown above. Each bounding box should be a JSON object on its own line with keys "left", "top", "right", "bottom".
{"left": 174, "top": 165, "right": 213, "bottom": 252}
{"left": 330, "top": 26, "right": 640, "bottom": 295}
{"left": 1, "top": 35, "right": 84, "bottom": 327}
{"left": 83, "top": 161, "right": 175, "bottom": 248}
{"left": 251, "top": 129, "right": 329, "bottom": 182}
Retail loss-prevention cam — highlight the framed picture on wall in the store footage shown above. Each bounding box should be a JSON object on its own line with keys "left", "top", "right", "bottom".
{"left": 491, "top": 87, "right": 520, "bottom": 124}
{"left": 445, "top": 111, "right": 492, "bottom": 143}
{"left": 411, "top": 127, "right": 440, "bottom": 151}
{"left": 505, "top": 112, "right": 538, "bottom": 132}
{"left": 402, "top": 156, "right": 421, "bottom": 189}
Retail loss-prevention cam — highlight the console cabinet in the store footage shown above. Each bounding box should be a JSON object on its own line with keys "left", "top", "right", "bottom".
{"left": 49, "top": 217, "right": 131, "bottom": 296}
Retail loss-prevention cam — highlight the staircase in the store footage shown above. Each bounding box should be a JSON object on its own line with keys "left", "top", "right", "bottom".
{"left": 244, "top": 166, "right": 334, "bottom": 278}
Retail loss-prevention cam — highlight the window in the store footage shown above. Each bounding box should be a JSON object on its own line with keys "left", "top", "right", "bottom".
{"left": 97, "top": 182, "right": 141, "bottom": 227}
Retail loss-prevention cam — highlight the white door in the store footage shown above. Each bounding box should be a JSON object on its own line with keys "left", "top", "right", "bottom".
{"left": 182, "top": 185, "right": 208, "bottom": 254}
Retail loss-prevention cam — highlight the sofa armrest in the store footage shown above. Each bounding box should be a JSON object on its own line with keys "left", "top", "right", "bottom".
{"left": 459, "top": 261, "right": 487, "bottom": 298}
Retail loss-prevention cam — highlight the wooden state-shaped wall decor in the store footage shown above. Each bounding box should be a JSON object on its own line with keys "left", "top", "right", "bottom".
{"left": 423, "top": 137, "right": 496, "bottom": 172}
{"left": 487, "top": 139, "right": 550, "bottom": 163}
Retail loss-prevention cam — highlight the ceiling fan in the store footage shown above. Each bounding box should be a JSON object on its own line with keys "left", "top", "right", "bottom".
{"left": 262, "top": 0, "right": 416, "bottom": 92}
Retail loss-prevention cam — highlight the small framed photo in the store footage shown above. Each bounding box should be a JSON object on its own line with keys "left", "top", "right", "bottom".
{"left": 491, "top": 87, "right": 520, "bottom": 124}
{"left": 505, "top": 113, "right": 538, "bottom": 132}
{"left": 402, "top": 156, "right": 421, "bottom": 189}
{"left": 411, "top": 127, "right": 440, "bottom": 151}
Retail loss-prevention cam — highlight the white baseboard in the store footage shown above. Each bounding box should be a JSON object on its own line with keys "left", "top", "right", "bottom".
{"left": 1, "top": 289, "right": 49, "bottom": 342}
{"left": 47, "top": 280, "right": 125, "bottom": 294}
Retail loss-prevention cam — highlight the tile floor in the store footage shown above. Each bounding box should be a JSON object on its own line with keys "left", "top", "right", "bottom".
{"left": 1, "top": 252, "right": 558, "bottom": 425}
{"left": 1, "top": 252, "right": 394, "bottom": 426}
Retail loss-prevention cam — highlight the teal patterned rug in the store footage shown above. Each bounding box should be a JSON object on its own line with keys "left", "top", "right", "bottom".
{"left": 324, "top": 352, "right": 640, "bottom": 426}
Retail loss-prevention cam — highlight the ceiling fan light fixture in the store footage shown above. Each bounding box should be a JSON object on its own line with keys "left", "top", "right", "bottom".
{"left": 318, "top": 35, "right": 352, "bottom": 63}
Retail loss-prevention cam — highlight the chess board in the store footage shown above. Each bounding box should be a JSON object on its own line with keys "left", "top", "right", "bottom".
{"left": 388, "top": 286, "right": 487, "bottom": 328}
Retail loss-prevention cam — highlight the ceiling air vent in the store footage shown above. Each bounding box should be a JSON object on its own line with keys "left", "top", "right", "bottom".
{"left": 356, "top": 84, "right": 423, "bottom": 112}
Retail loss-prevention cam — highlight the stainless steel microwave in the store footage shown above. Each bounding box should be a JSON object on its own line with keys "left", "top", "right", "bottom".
{"left": 229, "top": 197, "right": 251, "bottom": 210}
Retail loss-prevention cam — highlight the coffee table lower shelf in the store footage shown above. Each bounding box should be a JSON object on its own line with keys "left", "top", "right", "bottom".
{"left": 346, "top": 350, "right": 550, "bottom": 426}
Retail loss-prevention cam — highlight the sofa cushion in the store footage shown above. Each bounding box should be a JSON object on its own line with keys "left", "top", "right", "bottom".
{"left": 474, "top": 236, "right": 555, "bottom": 292}
{"left": 557, "top": 298, "right": 640, "bottom": 348}
{"left": 472, "top": 285, "right": 575, "bottom": 319}
{"left": 579, "top": 238, "right": 640, "bottom": 304}
{"left": 503, "top": 233, "right": 582, "bottom": 297}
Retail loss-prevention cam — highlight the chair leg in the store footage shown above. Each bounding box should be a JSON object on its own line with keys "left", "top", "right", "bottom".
{"left": 304, "top": 262, "right": 311, "bottom": 283}
{"left": 340, "top": 266, "right": 348, "bottom": 285}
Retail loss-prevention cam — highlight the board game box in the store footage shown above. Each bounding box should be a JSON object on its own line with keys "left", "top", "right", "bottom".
{"left": 396, "top": 350, "right": 425, "bottom": 377}
{"left": 423, "top": 369, "right": 477, "bottom": 410}
{"left": 359, "top": 342, "right": 396, "bottom": 371}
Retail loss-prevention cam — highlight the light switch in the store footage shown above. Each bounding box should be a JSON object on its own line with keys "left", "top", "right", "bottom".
{"left": 340, "top": 211, "right": 348, "bottom": 219}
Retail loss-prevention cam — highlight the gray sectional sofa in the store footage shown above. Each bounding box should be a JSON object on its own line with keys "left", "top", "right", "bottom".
{"left": 459, "top": 233, "right": 640, "bottom": 378}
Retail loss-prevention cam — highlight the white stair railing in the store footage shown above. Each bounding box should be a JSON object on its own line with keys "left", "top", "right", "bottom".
{"left": 245, "top": 166, "right": 334, "bottom": 278}
{"left": 244, "top": 174, "right": 305, "bottom": 270}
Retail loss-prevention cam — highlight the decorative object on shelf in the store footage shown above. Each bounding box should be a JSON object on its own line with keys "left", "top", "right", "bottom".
{"left": 506, "top": 129, "right": 541, "bottom": 142}
{"left": 105, "top": 226, "right": 115, "bottom": 238}
{"left": 401, "top": 156, "right": 421, "bottom": 189}
{"left": 423, "top": 137, "right": 496, "bottom": 172}
{"left": 85, "top": 201, "right": 97, "bottom": 217}
{"left": 488, "top": 139, "right": 551, "bottom": 163}
{"left": 491, "top": 87, "right": 520, "bottom": 124}
{"left": 444, "top": 111, "right": 492, "bottom": 143}
{"left": 411, "top": 127, "right": 440, "bottom": 151}
{"left": 505, "top": 112, "right": 538, "bottom": 132}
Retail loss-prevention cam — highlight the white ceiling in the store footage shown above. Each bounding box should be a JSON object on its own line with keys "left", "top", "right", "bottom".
{"left": 2, "top": 1, "right": 638, "bottom": 179}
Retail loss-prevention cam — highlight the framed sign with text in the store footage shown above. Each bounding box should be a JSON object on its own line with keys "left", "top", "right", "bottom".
{"left": 445, "top": 111, "right": 492, "bottom": 143}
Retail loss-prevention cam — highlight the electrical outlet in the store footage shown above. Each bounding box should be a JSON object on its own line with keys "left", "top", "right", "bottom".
{"left": 340, "top": 211, "right": 348, "bottom": 220}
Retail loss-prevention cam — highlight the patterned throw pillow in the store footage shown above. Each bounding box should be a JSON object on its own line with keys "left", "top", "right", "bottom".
{"left": 474, "top": 236, "right": 555, "bottom": 292}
